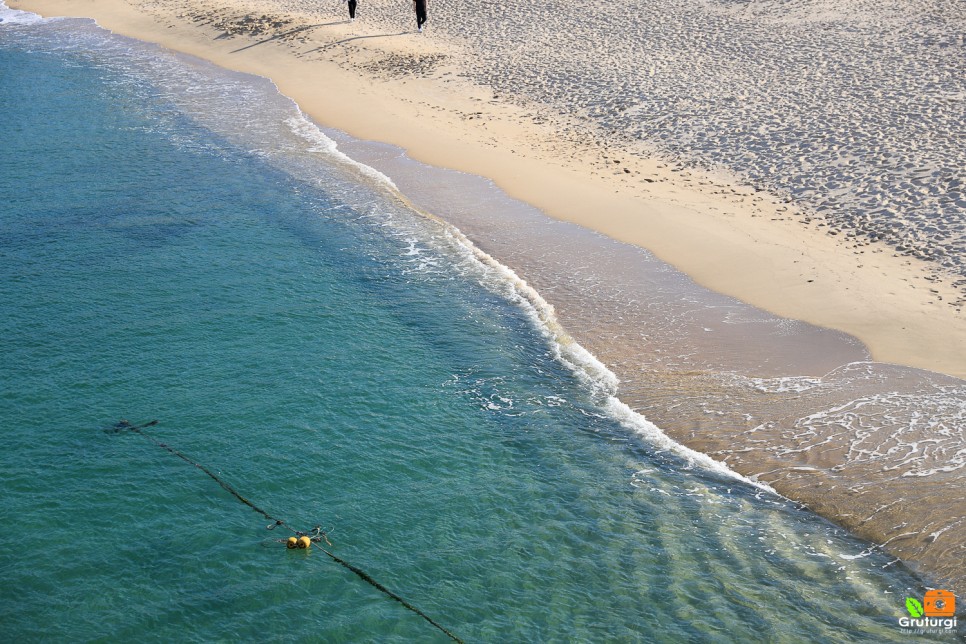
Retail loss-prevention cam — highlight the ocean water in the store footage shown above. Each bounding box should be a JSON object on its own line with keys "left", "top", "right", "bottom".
{"left": 0, "top": 5, "right": 954, "bottom": 642}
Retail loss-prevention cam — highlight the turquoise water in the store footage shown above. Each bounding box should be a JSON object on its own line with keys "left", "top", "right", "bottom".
{"left": 0, "top": 7, "right": 949, "bottom": 642}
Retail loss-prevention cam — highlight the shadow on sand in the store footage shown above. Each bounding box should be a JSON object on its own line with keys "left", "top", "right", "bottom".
{"left": 227, "top": 22, "right": 345, "bottom": 53}
{"left": 306, "top": 31, "right": 412, "bottom": 53}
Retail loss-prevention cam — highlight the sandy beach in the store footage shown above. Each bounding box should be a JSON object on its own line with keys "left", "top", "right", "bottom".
{"left": 14, "top": 0, "right": 965, "bottom": 379}
{"left": 11, "top": 0, "right": 965, "bottom": 594}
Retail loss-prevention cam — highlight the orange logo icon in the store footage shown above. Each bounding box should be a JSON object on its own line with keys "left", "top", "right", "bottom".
{"left": 923, "top": 589, "right": 956, "bottom": 617}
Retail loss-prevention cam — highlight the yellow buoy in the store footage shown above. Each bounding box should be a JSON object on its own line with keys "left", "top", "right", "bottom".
{"left": 286, "top": 537, "right": 298, "bottom": 549}
{"left": 297, "top": 536, "right": 312, "bottom": 549}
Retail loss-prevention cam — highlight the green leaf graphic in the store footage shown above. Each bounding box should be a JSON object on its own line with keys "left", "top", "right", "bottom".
{"left": 906, "top": 597, "right": 924, "bottom": 618}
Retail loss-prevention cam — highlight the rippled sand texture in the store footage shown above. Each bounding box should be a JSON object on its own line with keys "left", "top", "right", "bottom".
{"left": 443, "top": 0, "right": 966, "bottom": 288}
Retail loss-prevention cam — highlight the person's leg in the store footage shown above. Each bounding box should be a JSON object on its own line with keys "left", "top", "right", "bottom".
{"left": 348, "top": 0, "right": 356, "bottom": 19}
{"left": 416, "top": 3, "right": 426, "bottom": 29}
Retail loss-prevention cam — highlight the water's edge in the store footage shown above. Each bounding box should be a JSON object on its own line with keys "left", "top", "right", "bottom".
{"left": 3, "top": 0, "right": 963, "bottom": 603}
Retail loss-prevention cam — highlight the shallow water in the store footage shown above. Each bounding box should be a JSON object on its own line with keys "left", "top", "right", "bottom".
{"left": 0, "top": 5, "right": 959, "bottom": 641}
{"left": 334, "top": 123, "right": 966, "bottom": 594}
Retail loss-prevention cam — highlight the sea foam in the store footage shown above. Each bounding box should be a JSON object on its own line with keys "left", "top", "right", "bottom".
{"left": 0, "top": 2, "right": 46, "bottom": 25}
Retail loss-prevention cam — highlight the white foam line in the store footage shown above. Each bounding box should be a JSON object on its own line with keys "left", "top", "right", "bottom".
{"left": 429, "top": 209, "right": 779, "bottom": 495}
{"left": 927, "top": 518, "right": 963, "bottom": 544}
{"left": 109, "top": 43, "right": 776, "bottom": 497}
{"left": 283, "top": 111, "right": 398, "bottom": 190}
{"left": 0, "top": 0, "right": 49, "bottom": 25}
{"left": 275, "top": 108, "right": 781, "bottom": 494}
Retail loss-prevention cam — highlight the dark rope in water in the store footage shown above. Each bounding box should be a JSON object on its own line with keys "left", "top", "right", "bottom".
{"left": 112, "top": 419, "right": 462, "bottom": 644}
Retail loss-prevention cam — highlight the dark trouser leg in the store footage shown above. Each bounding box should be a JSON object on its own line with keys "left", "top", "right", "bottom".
{"left": 348, "top": 0, "right": 356, "bottom": 18}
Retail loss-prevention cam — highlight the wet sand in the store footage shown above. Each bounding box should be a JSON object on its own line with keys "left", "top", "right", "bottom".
{"left": 336, "top": 130, "right": 966, "bottom": 595}
{"left": 12, "top": 0, "right": 965, "bottom": 594}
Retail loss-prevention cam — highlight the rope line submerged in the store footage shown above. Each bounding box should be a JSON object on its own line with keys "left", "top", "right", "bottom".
{"left": 111, "top": 419, "right": 462, "bottom": 644}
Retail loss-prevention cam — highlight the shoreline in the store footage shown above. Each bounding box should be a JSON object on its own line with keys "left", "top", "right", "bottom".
{"left": 9, "top": 0, "right": 966, "bottom": 594}
{"left": 11, "top": 0, "right": 966, "bottom": 381}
